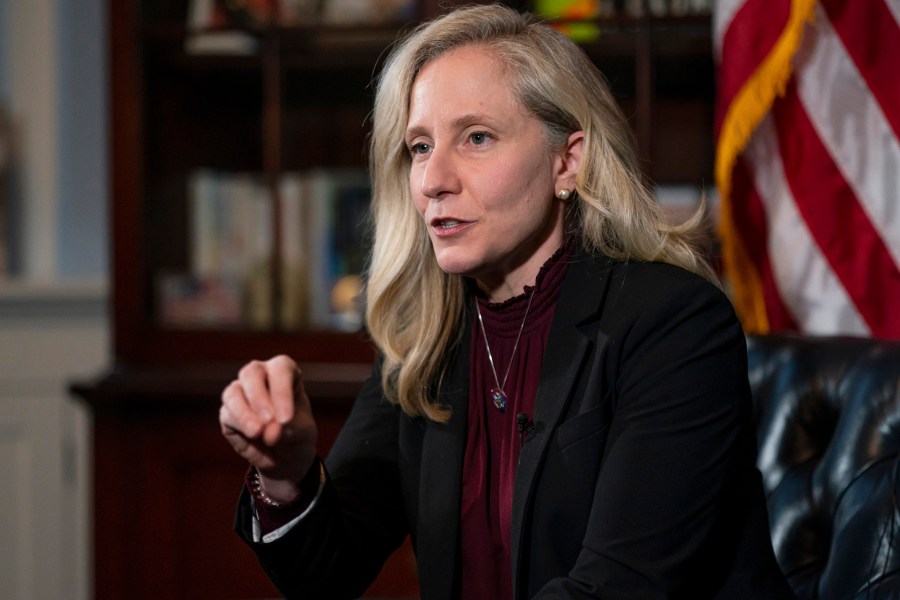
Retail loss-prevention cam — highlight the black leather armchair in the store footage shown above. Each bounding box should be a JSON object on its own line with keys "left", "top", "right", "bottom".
{"left": 747, "top": 334, "right": 900, "bottom": 600}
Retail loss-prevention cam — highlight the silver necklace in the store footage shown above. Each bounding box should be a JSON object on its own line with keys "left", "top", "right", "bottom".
{"left": 474, "top": 288, "right": 536, "bottom": 412}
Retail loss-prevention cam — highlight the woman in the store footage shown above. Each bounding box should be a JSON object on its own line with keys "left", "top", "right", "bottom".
{"left": 219, "top": 5, "right": 796, "bottom": 599}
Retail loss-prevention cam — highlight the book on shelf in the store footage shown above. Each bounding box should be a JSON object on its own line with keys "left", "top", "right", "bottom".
{"left": 0, "top": 187, "right": 5, "bottom": 278}
{"left": 158, "top": 168, "right": 371, "bottom": 332}
{"left": 637, "top": 0, "right": 713, "bottom": 15}
{"left": 534, "top": 0, "right": 712, "bottom": 25}
{"left": 0, "top": 103, "right": 8, "bottom": 278}
{"left": 320, "top": 0, "right": 416, "bottom": 25}
{"left": 185, "top": 0, "right": 260, "bottom": 55}
{"left": 653, "top": 184, "right": 709, "bottom": 226}
{"left": 157, "top": 272, "right": 245, "bottom": 328}
{"left": 280, "top": 168, "right": 371, "bottom": 332}
{"left": 185, "top": 0, "right": 414, "bottom": 46}
{"left": 206, "top": 0, "right": 418, "bottom": 26}
{"left": 159, "top": 169, "right": 273, "bottom": 329}
{"left": 278, "top": 172, "right": 311, "bottom": 329}
{"left": 222, "top": 0, "right": 322, "bottom": 26}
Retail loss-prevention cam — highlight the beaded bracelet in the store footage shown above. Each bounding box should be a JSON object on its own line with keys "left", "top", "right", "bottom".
{"left": 247, "top": 468, "right": 294, "bottom": 509}
{"left": 246, "top": 460, "right": 322, "bottom": 511}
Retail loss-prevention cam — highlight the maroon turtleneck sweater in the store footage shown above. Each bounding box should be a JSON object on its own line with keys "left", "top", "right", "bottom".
{"left": 460, "top": 241, "right": 571, "bottom": 600}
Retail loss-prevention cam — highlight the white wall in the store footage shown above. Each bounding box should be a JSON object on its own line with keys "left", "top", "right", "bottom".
{"left": 0, "top": 0, "right": 108, "bottom": 280}
{"left": 0, "top": 284, "right": 106, "bottom": 600}
{"left": 0, "top": 0, "right": 109, "bottom": 598}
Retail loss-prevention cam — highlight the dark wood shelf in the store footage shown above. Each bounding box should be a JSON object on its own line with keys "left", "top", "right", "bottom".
{"left": 72, "top": 358, "right": 373, "bottom": 408}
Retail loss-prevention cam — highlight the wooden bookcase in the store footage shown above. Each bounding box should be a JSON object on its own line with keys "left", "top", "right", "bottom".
{"left": 72, "top": 1, "right": 713, "bottom": 598}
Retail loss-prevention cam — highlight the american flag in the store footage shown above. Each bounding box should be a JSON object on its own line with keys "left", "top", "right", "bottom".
{"left": 714, "top": 0, "right": 900, "bottom": 337}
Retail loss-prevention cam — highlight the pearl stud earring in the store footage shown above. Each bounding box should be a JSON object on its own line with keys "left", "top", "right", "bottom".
{"left": 557, "top": 188, "right": 571, "bottom": 201}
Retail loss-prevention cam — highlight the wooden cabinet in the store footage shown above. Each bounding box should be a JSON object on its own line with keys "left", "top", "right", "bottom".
{"left": 72, "top": 1, "right": 713, "bottom": 598}
{"left": 71, "top": 363, "right": 418, "bottom": 599}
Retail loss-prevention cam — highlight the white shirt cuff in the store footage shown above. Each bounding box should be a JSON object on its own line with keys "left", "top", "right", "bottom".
{"left": 250, "top": 462, "right": 326, "bottom": 543}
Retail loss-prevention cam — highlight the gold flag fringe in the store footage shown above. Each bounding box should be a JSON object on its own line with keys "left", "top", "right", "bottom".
{"left": 715, "top": 0, "right": 818, "bottom": 333}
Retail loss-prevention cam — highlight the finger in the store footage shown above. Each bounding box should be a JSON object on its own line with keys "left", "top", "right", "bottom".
{"left": 294, "top": 373, "right": 313, "bottom": 415}
{"left": 238, "top": 360, "right": 276, "bottom": 425}
{"left": 261, "top": 419, "right": 286, "bottom": 447}
{"left": 219, "top": 404, "right": 263, "bottom": 465}
{"left": 221, "top": 379, "right": 264, "bottom": 438}
{"left": 219, "top": 403, "right": 252, "bottom": 449}
{"left": 220, "top": 403, "right": 281, "bottom": 467}
{"left": 266, "top": 355, "right": 300, "bottom": 424}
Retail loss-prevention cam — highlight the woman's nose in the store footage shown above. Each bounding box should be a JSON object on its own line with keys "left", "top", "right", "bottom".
{"left": 419, "top": 146, "right": 460, "bottom": 199}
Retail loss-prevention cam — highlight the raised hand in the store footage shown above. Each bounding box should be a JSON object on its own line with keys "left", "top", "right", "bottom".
{"left": 220, "top": 355, "right": 318, "bottom": 503}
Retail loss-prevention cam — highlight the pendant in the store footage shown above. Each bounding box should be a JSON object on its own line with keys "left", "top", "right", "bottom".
{"left": 490, "top": 388, "right": 508, "bottom": 412}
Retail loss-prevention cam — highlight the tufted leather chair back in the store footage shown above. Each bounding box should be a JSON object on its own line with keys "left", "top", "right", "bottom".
{"left": 747, "top": 334, "right": 900, "bottom": 600}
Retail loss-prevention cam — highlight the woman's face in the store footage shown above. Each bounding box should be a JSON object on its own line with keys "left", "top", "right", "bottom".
{"left": 406, "top": 45, "right": 577, "bottom": 300}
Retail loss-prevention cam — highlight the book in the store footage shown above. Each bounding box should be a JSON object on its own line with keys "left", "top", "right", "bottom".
{"left": 178, "top": 169, "right": 273, "bottom": 328}
{"left": 185, "top": 0, "right": 259, "bottom": 56}
{"left": 279, "top": 172, "right": 312, "bottom": 328}
{"left": 536, "top": 0, "right": 712, "bottom": 21}
{"left": 0, "top": 105, "right": 8, "bottom": 278}
{"left": 320, "top": 0, "right": 415, "bottom": 25}
{"left": 292, "top": 168, "right": 371, "bottom": 331}
{"left": 173, "top": 168, "right": 372, "bottom": 331}
{"left": 157, "top": 272, "right": 244, "bottom": 328}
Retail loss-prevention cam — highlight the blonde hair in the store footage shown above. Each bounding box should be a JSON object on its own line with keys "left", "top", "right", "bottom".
{"left": 366, "top": 4, "right": 715, "bottom": 422}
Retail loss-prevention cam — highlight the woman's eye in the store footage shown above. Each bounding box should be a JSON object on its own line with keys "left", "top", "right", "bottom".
{"left": 470, "top": 132, "right": 490, "bottom": 145}
{"left": 410, "top": 142, "right": 431, "bottom": 155}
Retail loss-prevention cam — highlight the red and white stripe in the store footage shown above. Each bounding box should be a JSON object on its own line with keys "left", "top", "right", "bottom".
{"left": 715, "top": 0, "right": 900, "bottom": 338}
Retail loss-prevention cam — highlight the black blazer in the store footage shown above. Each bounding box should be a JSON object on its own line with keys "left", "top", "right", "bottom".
{"left": 236, "top": 247, "right": 796, "bottom": 600}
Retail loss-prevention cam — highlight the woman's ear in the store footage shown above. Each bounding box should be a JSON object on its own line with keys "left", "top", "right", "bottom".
{"left": 554, "top": 130, "right": 584, "bottom": 194}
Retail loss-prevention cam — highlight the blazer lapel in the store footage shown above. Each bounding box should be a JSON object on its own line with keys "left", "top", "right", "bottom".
{"left": 416, "top": 312, "right": 471, "bottom": 600}
{"left": 509, "top": 250, "right": 615, "bottom": 596}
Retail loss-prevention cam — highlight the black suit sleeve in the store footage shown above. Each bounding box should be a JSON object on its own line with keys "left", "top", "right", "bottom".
{"left": 233, "top": 359, "right": 409, "bottom": 600}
